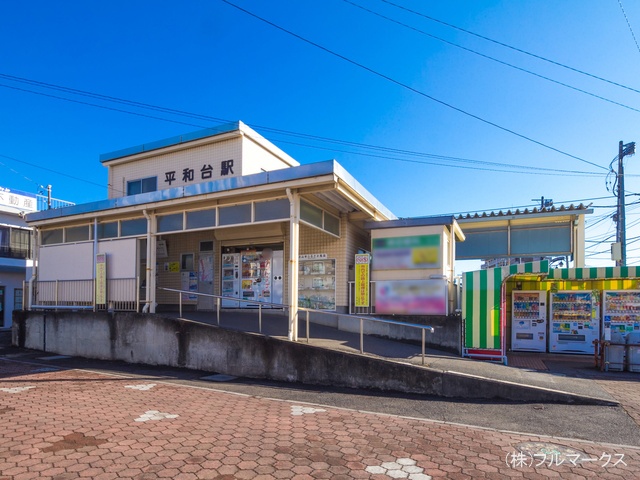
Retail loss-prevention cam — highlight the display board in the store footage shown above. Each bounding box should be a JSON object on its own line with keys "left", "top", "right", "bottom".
{"left": 299, "top": 258, "right": 336, "bottom": 310}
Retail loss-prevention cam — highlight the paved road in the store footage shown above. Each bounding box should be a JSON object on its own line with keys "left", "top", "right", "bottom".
{"left": 1, "top": 349, "right": 639, "bottom": 479}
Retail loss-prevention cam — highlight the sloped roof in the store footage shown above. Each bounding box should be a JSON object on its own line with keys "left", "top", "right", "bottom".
{"left": 456, "top": 203, "right": 592, "bottom": 221}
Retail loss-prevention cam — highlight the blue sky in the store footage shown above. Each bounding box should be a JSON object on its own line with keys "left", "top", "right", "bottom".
{"left": 2, "top": 0, "right": 640, "bottom": 267}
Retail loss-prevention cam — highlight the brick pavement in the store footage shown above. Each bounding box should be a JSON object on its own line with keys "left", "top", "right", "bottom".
{"left": 596, "top": 378, "right": 640, "bottom": 429}
{"left": 1, "top": 358, "right": 639, "bottom": 479}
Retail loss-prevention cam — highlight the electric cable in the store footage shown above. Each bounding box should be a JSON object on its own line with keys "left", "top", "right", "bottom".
{"left": 343, "top": 0, "right": 640, "bottom": 114}
{"left": 618, "top": 0, "right": 640, "bottom": 56}
{"left": 381, "top": 0, "right": 640, "bottom": 96}
{"left": 220, "top": 0, "right": 608, "bottom": 172}
{"left": 0, "top": 74, "right": 610, "bottom": 177}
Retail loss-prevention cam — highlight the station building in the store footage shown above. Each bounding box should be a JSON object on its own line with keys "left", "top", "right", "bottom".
{"left": 26, "top": 122, "right": 467, "bottom": 340}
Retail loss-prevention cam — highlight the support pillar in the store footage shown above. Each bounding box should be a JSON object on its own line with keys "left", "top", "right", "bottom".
{"left": 287, "top": 189, "right": 300, "bottom": 341}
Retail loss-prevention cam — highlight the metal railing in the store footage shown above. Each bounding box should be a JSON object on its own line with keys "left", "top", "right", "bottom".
{"left": 29, "top": 278, "right": 139, "bottom": 312}
{"left": 159, "top": 287, "right": 288, "bottom": 333}
{"left": 159, "top": 287, "right": 435, "bottom": 365}
{"left": 348, "top": 280, "right": 377, "bottom": 315}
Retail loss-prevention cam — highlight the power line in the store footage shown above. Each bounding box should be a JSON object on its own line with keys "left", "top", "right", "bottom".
{"left": 2, "top": 72, "right": 605, "bottom": 177}
{"left": 618, "top": 0, "right": 640, "bottom": 56}
{"left": 0, "top": 153, "right": 108, "bottom": 190}
{"left": 381, "top": 0, "right": 640, "bottom": 96}
{"left": 220, "top": 0, "right": 608, "bottom": 172}
{"left": 1, "top": 72, "right": 611, "bottom": 179}
{"left": 343, "top": 0, "right": 640, "bottom": 114}
{"left": 273, "top": 138, "right": 604, "bottom": 177}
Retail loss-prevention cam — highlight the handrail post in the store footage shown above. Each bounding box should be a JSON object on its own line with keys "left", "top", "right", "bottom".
{"left": 216, "top": 297, "right": 220, "bottom": 325}
{"left": 422, "top": 329, "right": 426, "bottom": 365}
{"left": 306, "top": 310, "right": 310, "bottom": 343}
{"left": 360, "top": 317, "right": 364, "bottom": 354}
{"left": 55, "top": 280, "right": 59, "bottom": 307}
{"left": 179, "top": 291, "right": 182, "bottom": 318}
{"left": 259, "top": 304, "right": 262, "bottom": 333}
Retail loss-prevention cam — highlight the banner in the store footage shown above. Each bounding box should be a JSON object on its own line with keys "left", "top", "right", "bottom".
{"left": 95, "top": 254, "right": 107, "bottom": 305}
{"left": 354, "top": 254, "right": 370, "bottom": 307}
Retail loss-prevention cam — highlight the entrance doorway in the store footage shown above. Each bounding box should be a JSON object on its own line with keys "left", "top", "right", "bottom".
{"left": 197, "top": 241, "right": 214, "bottom": 310}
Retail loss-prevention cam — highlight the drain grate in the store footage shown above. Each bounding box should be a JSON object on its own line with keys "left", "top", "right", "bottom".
{"left": 200, "top": 374, "right": 238, "bottom": 382}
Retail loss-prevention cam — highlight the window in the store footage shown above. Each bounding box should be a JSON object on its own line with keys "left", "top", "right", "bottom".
{"left": 300, "top": 200, "right": 340, "bottom": 236}
{"left": 200, "top": 241, "right": 214, "bottom": 252}
{"left": 157, "top": 213, "right": 183, "bottom": 232}
{"left": 186, "top": 209, "right": 216, "bottom": 229}
{"left": 181, "top": 253, "right": 194, "bottom": 271}
{"left": 127, "top": 176, "right": 157, "bottom": 195}
{"left": 300, "top": 200, "right": 323, "bottom": 228}
{"left": 255, "top": 198, "right": 289, "bottom": 222}
{"left": 42, "top": 229, "right": 63, "bottom": 245}
{"left": 97, "top": 222, "right": 118, "bottom": 239}
{"left": 14, "top": 288, "right": 23, "bottom": 310}
{"left": 121, "top": 218, "right": 147, "bottom": 236}
{"left": 65, "top": 226, "right": 90, "bottom": 242}
{"left": 219, "top": 204, "right": 251, "bottom": 226}
{"left": 0, "top": 227, "right": 31, "bottom": 258}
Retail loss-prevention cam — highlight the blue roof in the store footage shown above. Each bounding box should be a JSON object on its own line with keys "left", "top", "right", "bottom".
{"left": 27, "top": 160, "right": 396, "bottom": 222}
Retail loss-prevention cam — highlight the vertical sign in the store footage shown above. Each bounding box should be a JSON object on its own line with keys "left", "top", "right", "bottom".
{"left": 355, "top": 254, "right": 370, "bottom": 307}
{"left": 95, "top": 253, "right": 107, "bottom": 305}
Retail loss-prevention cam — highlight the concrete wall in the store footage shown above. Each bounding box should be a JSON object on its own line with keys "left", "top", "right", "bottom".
{"left": 11, "top": 310, "right": 605, "bottom": 404}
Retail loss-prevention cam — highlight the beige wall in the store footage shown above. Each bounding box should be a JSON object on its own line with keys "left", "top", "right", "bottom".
{"left": 107, "top": 138, "right": 243, "bottom": 199}
{"left": 242, "top": 136, "right": 295, "bottom": 175}
{"left": 106, "top": 133, "right": 300, "bottom": 199}
{"left": 298, "top": 217, "right": 370, "bottom": 309}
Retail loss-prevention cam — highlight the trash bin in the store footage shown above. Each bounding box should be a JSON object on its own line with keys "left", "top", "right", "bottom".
{"left": 604, "top": 332, "right": 625, "bottom": 372}
{"left": 627, "top": 332, "right": 640, "bottom": 373}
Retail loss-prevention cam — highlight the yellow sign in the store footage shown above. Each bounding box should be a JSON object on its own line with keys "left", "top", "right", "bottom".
{"left": 355, "top": 254, "right": 370, "bottom": 307}
{"left": 95, "top": 254, "right": 107, "bottom": 305}
{"left": 168, "top": 262, "right": 180, "bottom": 272}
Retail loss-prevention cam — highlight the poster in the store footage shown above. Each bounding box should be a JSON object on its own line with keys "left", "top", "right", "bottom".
{"left": 181, "top": 271, "right": 197, "bottom": 301}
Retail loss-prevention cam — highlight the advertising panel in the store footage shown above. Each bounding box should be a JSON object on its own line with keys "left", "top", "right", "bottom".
{"left": 0, "top": 187, "right": 37, "bottom": 214}
{"left": 354, "top": 254, "right": 370, "bottom": 307}
{"left": 375, "top": 279, "right": 447, "bottom": 315}
{"left": 372, "top": 234, "right": 440, "bottom": 270}
{"left": 95, "top": 253, "right": 107, "bottom": 305}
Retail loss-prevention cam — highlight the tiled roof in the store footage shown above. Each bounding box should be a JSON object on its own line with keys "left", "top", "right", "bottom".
{"left": 455, "top": 203, "right": 592, "bottom": 220}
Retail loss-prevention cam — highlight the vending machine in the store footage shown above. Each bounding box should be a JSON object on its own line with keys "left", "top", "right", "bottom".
{"left": 602, "top": 290, "right": 640, "bottom": 339}
{"left": 221, "top": 253, "right": 240, "bottom": 307}
{"left": 511, "top": 291, "right": 547, "bottom": 352}
{"left": 549, "top": 291, "right": 600, "bottom": 354}
{"left": 241, "top": 249, "right": 272, "bottom": 305}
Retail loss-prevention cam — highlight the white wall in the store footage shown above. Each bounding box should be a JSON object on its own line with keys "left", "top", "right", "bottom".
{"left": 97, "top": 238, "right": 137, "bottom": 279}
{"left": 39, "top": 242, "right": 94, "bottom": 281}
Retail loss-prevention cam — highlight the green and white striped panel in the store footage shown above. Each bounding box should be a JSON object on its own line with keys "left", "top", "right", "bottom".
{"left": 547, "top": 266, "right": 640, "bottom": 280}
{"left": 463, "top": 260, "right": 549, "bottom": 350}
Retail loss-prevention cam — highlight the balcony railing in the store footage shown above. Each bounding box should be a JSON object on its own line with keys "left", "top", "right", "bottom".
{"left": 0, "top": 245, "right": 31, "bottom": 260}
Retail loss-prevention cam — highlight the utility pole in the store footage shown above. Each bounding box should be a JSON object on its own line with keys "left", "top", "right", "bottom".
{"left": 616, "top": 141, "right": 636, "bottom": 266}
